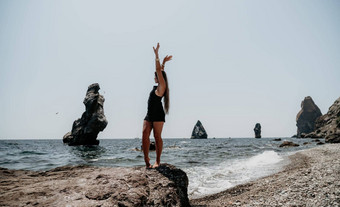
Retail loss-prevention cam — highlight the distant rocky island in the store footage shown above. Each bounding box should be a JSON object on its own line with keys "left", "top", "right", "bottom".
{"left": 296, "top": 96, "right": 322, "bottom": 137}
{"left": 254, "top": 123, "right": 261, "bottom": 138}
{"left": 63, "top": 83, "right": 108, "bottom": 146}
{"left": 191, "top": 120, "right": 208, "bottom": 139}
{"left": 303, "top": 97, "right": 340, "bottom": 143}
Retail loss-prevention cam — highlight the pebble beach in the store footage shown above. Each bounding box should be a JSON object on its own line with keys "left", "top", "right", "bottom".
{"left": 191, "top": 144, "right": 340, "bottom": 207}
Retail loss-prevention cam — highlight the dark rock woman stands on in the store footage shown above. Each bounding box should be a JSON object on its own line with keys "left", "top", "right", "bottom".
{"left": 142, "top": 43, "right": 172, "bottom": 168}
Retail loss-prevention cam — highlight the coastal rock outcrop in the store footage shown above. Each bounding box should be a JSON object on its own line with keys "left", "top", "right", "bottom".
{"left": 305, "top": 97, "right": 340, "bottom": 143}
{"left": 63, "top": 83, "right": 108, "bottom": 146}
{"left": 0, "top": 164, "right": 190, "bottom": 207}
{"left": 296, "top": 96, "right": 322, "bottom": 137}
{"left": 191, "top": 120, "right": 208, "bottom": 139}
{"left": 279, "top": 141, "right": 299, "bottom": 147}
{"left": 254, "top": 123, "right": 261, "bottom": 138}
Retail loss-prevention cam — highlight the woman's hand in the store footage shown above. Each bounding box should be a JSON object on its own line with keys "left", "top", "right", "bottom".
{"left": 153, "top": 43, "right": 160, "bottom": 59}
{"left": 153, "top": 43, "right": 162, "bottom": 71}
{"left": 162, "top": 55, "right": 172, "bottom": 70}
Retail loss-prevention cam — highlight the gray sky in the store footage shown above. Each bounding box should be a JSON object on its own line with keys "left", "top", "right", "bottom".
{"left": 0, "top": 0, "right": 339, "bottom": 139}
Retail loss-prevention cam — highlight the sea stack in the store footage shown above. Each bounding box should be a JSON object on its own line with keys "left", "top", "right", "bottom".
{"left": 63, "top": 83, "right": 108, "bottom": 146}
{"left": 296, "top": 96, "right": 322, "bottom": 137}
{"left": 254, "top": 123, "right": 261, "bottom": 138}
{"left": 305, "top": 97, "right": 340, "bottom": 143}
{"left": 191, "top": 120, "right": 208, "bottom": 139}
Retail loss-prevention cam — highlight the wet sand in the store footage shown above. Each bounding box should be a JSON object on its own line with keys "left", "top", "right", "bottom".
{"left": 190, "top": 144, "right": 340, "bottom": 207}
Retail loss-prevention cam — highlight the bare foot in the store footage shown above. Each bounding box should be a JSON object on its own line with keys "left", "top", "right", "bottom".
{"left": 145, "top": 157, "right": 152, "bottom": 169}
{"left": 152, "top": 162, "right": 160, "bottom": 168}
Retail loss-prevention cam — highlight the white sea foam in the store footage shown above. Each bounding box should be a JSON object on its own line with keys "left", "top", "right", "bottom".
{"left": 185, "top": 151, "right": 285, "bottom": 199}
{"left": 88, "top": 158, "right": 99, "bottom": 162}
{"left": 244, "top": 150, "right": 283, "bottom": 167}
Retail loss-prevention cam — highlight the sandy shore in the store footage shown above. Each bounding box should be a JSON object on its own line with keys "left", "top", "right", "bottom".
{"left": 191, "top": 144, "right": 340, "bottom": 207}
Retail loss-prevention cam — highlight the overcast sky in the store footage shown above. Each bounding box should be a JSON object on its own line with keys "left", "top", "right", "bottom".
{"left": 0, "top": 0, "right": 339, "bottom": 139}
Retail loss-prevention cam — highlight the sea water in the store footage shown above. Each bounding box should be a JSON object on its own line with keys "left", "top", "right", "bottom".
{"left": 0, "top": 138, "right": 319, "bottom": 198}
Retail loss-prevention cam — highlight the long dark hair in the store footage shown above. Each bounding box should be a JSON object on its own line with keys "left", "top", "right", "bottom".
{"left": 155, "top": 71, "right": 170, "bottom": 114}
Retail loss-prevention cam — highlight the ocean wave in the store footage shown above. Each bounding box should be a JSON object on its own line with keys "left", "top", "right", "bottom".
{"left": 20, "top": 151, "right": 47, "bottom": 155}
{"left": 243, "top": 150, "right": 283, "bottom": 167}
{"left": 185, "top": 150, "right": 284, "bottom": 199}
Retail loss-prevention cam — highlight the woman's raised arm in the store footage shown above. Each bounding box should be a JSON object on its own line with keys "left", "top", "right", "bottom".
{"left": 153, "top": 43, "right": 166, "bottom": 97}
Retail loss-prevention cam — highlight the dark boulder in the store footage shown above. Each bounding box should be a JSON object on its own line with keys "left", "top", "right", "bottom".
{"left": 296, "top": 96, "right": 322, "bottom": 137}
{"left": 63, "top": 83, "right": 108, "bottom": 146}
{"left": 273, "top": 138, "right": 282, "bottom": 141}
{"left": 254, "top": 123, "right": 261, "bottom": 138}
{"left": 279, "top": 141, "right": 299, "bottom": 148}
{"left": 149, "top": 141, "right": 156, "bottom": 150}
{"left": 326, "top": 134, "right": 340, "bottom": 143}
{"left": 191, "top": 120, "right": 208, "bottom": 139}
{"left": 141, "top": 141, "right": 156, "bottom": 151}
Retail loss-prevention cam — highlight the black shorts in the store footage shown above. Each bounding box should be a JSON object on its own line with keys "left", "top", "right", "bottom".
{"left": 144, "top": 113, "right": 165, "bottom": 122}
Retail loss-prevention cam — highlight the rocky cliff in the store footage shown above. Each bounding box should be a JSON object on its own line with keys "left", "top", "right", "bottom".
{"left": 63, "top": 83, "right": 108, "bottom": 146}
{"left": 296, "top": 96, "right": 322, "bottom": 137}
{"left": 0, "top": 164, "right": 190, "bottom": 207}
{"left": 305, "top": 97, "right": 340, "bottom": 143}
{"left": 254, "top": 123, "right": 261, "bottom": 138}
{"left": 191, "top": 120, "right": 208, "bottom": 139}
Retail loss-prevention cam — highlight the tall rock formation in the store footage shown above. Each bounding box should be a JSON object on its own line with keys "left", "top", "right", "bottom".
{"left": 296, "top": 96, "right": 322, "bottom": 137}
{"left": 191, "top": 120, "right": 208, "bottom": 139}
{"left": 305, "top": 97, "right": 340, "bottom": 143}
{"left": 254, "top": 123, "right": 261, "bottom": 138}
{"left": 63, "top": 83, "right": 108, "bottom": 146}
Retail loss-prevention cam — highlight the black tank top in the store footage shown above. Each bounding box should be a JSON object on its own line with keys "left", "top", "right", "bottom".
{"left": 146, "top": 86, "right": 165, "bottom": 122}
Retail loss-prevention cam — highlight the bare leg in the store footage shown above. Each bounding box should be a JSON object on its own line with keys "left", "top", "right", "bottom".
{"left": 152, "top": 122, "right": 164, "bottom": 168}
{"left": 142, "top": 120, "right": 153, "bottom": 168}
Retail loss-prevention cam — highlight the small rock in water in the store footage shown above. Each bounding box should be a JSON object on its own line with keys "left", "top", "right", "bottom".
{"left": 279, "top": 141, "right": 299, "bottom": 147}
{"left": 140, "top": 142, "right": 156, "bottom": 151}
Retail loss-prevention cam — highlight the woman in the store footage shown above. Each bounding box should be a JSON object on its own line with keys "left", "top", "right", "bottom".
{"left": 142, "top": 43, "right": 172, "bottom": 169}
